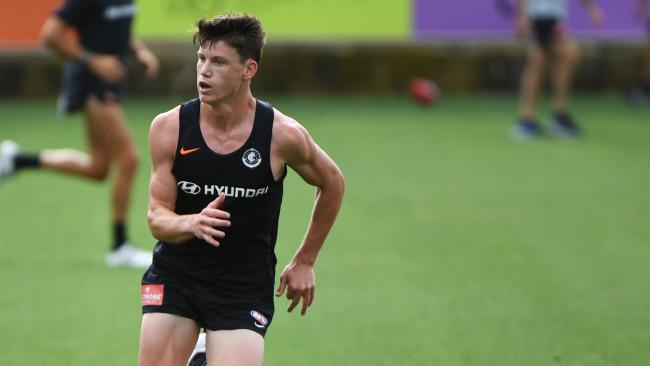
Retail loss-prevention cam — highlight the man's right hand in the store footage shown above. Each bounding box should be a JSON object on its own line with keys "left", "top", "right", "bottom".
{"left": 192, "top": 193, "right": 231, "bottom": 247}
{"left": 87, "top": 54, "right": 126, "bottom": 83}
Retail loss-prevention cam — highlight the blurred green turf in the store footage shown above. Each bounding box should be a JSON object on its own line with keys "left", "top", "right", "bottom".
{"left": 134, "top": 0, "right": 409, "bottom": 40}
{"left": 1, "top": 94, "right": 649, "bottom": 365}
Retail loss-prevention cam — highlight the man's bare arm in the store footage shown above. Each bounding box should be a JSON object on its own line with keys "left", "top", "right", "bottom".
{"left": 147, "top": 110, "right": 231, "bottom": 247}
{"left": 274, "top": 115, "right": 345, "bottom": 315}
{"left": 40, "top": 15, "right": 126, "bottom": 83}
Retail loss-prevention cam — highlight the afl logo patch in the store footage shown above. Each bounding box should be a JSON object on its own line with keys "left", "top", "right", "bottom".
{"left": 242, "top": 148, "right": 262, "bottom": 168}
{"left": 250, "top": 310, "right": 268, "bottom": 328}
{"left": 178, "top": 181, "right": 201, "bottom": 195}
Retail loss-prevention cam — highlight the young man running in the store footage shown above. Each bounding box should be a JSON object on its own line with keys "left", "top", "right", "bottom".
{"left": 0, "top": 0, "right": 158, "bottom": 267}
{"left": 138, "top": 13, "right": 345, "bottom": 366}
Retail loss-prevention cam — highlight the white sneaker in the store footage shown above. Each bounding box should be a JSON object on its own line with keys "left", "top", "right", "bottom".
{"left": 0, "top": 140, "right": 19, "bottom": 181}
{"left": 105, "top": 242, "right": 152, "bottom": 268}
{"left": 187, "top": 333, "right": 206, "bottom": 366}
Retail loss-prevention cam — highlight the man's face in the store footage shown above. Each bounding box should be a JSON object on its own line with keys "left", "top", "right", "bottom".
{"left": 196, "top": 40, "right": 252, "bottom": 103}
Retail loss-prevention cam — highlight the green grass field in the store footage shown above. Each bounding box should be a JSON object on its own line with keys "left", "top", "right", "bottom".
{"left": 1, "top": 94, "right": 649, "bottom": 365}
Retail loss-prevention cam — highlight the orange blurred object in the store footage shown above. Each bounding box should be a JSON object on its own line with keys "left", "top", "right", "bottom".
{"left": 0, "top": 0, "right": 60, "bottom": 47}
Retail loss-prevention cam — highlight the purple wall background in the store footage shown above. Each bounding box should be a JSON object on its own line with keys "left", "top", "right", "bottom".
{"left": 414, "top": 0, "right": 648, "bottom": 39}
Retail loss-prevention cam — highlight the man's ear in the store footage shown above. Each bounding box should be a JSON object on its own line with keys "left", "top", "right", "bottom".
{"left": 243, "top": 59, "right": 258, "bottom": 80}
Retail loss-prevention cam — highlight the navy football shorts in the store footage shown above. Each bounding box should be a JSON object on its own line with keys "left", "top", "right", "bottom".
{"left": 531, "top": 18, "right": 566, "bottom": 51}
{"left": 57, "top": 61, "right": 124, "bottom": 114}
{"left": 141, "top": 265, "right": 274, "bottom": 337}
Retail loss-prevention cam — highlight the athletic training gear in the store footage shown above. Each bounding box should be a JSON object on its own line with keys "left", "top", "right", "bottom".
{"left": 142, "top": 98, "right": 285, "bottom": 337}
{"left": 106, "top": 242, "right": 152, "bottom": 268}
{"left": 531, "top": 18, "right": 566, "bottom": 50}
{"left": 56, "top": 0, "right": 134, "bottom": 55}
{"left": 58, "top": 62, "right": 125, "bottom": 114}
{"left": 551, "top": 112, "right": 581, "bottom": 138}
{"left": 0, "top": 140, "right": 19, "bottom": 181}
{"left": 187, "top": 333, "right": 207, "bottom": 366}
{"left": 113, "top": 221, "right": 127, "bottom": 250}
{"left": 55, "top": 0, "right": 134, "bottom": 113}
{"left": 512, "top": 119, "right": 544, "bottom": 140}
{"left": 14, "top": 153, "right": 40, "bottom": 170}
{"left": 527, "top": 0, "right": 567, "bottom": 20}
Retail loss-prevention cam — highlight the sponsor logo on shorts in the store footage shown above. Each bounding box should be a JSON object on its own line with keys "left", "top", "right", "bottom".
{"left": 142, "top": 284, "right": 164, "bottom": 306}
{"left": 242, "top": 148, "right": 262, "bottom": 168}
{"left": 250, "top": 310, "right": 268, "bottom": 329}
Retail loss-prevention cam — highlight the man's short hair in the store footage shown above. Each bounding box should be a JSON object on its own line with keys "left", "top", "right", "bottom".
{"left": 193, "top": 12, "right": 266, "bottom": 64}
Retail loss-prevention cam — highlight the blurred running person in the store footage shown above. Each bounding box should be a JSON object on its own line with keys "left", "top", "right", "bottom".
{"left": 138, "top": 13, "right": 345, "bottom": 366}
{"left": 512, "top": 0, "right": 604, "bottom": 139}
{"left": 0, "top": 0, "right": 159, "bottom": 267}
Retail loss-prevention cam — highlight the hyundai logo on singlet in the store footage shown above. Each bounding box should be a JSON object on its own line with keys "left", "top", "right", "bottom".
{"left": 178, "top": 181, "right": 201, "bottom": 195}
{"left": 242, "top": 148, "right": 262, "bottom": 168}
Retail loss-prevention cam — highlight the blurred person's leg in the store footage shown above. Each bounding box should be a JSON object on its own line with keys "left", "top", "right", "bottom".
{"left": 39, "top": 98, "right": 113, "bottom": 180}
{"left": 519, "top": 43, "right": 549, "bottom": 120}
{"left": 550, "top": 37, "right": 581, "bottom": 137}
{"left": 513, "top": 41, "right": 549, "bottom": 140}
{"left": 81, "top": 97, "right": 139, "bottom": 226}
{"left": 551, "top": 38, "right": 579, "bottom": 115}
{"left": 40, "top": 97, "right": 148, "bottom": 265}
{"left": 624, "top": 25, "right": 650, "bottom": 104}
{"left": 643, "top": 37, "right": 650, "bottom": 90}
{"left": 139, "top": 313, "right": 201, "bottom": 366}
{"left": 2, "top": 90, "right": 150, "bottom": 266}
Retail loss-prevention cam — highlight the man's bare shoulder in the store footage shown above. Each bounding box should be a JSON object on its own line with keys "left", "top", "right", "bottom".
{"left": 272, "top": 108, "right": 315, "bottom": 164}
{"left": 149, "top": 105, "right": 181, "bottom": 160}
{"left": 272, "top": 108, "right": 311, "bottom": 147}
{"left": 150, "top": 105, "right": 181, "bottom": 134}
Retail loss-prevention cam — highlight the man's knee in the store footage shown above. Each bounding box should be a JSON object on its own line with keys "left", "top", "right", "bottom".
{"left": 87, "top": 155, "right": 110, "bottom": 181}
{"left": 558, "top": 41, "right": 580, "bottom": 65}
{"left": 527, "top": 49, "right": 549, "bottom": 73}
{"left": 118, "top": 149, "right": 140, "bottom": 174}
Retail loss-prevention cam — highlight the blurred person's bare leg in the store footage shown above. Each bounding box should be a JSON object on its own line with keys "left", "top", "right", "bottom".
{"left": 38, "top": 97, "right": 149, "bottom": 266}
{"left": 550, "top": 38, "right": 581, "bottom": 137}
{"left": 643, "top": 39, "right": 650, "bottom": 88}
{"left": 519, "top": 44, "right": 549, "bottom": 120}
{"left": 206, "top": 329, "right": 264, "bottom": 366}
{"left": 38, "top": 100, "right": 113, "bottom": 180}
{"left": 139, "top": 313, "right": 200, "bottom": 366}
{"left": 551, "top": 38, "right": 580, "bottom": 114}
{"left": 81, "top": 97, "right": 140, "bottom": 224}
{"left": 84, "top": 97, "right": 150, "bottom": 266}
{"left": 512, "top": 43, "right": 549, "bottom": 139}
{"left": 41, "top": 98, "right": 137, "bottom": 225}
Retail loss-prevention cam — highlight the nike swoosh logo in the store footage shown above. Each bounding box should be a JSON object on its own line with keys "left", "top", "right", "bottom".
{"left": 179, "top": 147, "right": 200, "bottom": 155}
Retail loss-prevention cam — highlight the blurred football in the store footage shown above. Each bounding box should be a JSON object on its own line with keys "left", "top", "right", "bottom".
{"left": 409, "top": 78, "right": 440, "bottom": 106}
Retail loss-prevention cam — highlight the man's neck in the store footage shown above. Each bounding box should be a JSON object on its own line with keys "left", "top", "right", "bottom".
{"left": 202, "top": 93, "right": 256, "bottom": 132}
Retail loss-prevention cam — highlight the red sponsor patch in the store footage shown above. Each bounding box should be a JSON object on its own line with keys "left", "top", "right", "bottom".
{"left": 141, "top": 284, "right": 164, "bottom": 306}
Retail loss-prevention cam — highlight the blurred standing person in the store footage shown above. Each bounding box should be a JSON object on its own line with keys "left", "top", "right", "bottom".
{"left": 139, "top": 13, "right": 345, "bottom": 366}
{"left": 626, "top": 0, "right": 650, "bottom": 104}
{"left": 512, "top": 0, "right": 604, "bottom": 139}
{"left": 0, "top": 0, "right": 159, "bottom": 267}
